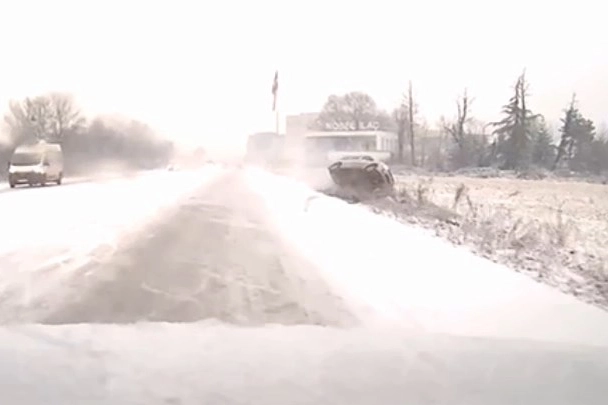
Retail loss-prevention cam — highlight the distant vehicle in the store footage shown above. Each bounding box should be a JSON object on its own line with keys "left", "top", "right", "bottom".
{"left": 327, "top": 155, "right": 395, "bottom": 199}
{"left": 8, "top": 141, "right": 64, "bottom": 188}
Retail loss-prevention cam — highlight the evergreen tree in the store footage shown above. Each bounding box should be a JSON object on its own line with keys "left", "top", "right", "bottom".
{"left": 490, "top": 71, "right": 539, "bottom": 169}
{"left": 530, "top": 117, "right": 555, "bottom": 168}
{"left": 553, "top": 94, "right": 596, "bottom": 172}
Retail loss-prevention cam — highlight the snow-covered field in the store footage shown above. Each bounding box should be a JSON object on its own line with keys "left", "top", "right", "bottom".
{"left": 395, "top": 173, "right": 608, "bottom": 261}
{"left": 391, "top": 174, "right": 608, "bottom": 310}
{"left": 1, "top": 165, "right": 608, "bottom": 403}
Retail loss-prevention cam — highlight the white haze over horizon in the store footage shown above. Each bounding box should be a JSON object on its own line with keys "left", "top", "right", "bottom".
{"left": 0, "top": 0, "right": 606, "bottom": 158}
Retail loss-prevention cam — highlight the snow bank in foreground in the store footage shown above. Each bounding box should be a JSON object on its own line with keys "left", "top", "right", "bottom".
{"left": 1, "top": 322, "right": 607, "bottom": 405}
{"left": 244, "top": 168, "right": 608, "bottom": 347}
{"left": 0, "top": 165, "right": 225, "bottom": 319}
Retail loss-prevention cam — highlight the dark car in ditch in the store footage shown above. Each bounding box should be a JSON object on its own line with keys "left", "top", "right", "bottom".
{"left": 327, "top": 155, "right": 395, "bottom": 201}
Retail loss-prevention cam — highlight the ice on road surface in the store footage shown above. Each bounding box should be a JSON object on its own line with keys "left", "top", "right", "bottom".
{"left": 245, "top": 168, "right": 608, "bottom": 347}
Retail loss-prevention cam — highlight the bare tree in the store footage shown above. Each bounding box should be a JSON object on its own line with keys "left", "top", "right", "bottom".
{"left": 314, "top": 92, "right": 392, "bottom": 131}
{"left": 1, "top": 92, "right": 174, "bottom": 175}
{"left": 4, "top": 97, "right": 51, "bottom": 143}
{"left": 4, "top": 93, "right": 84, "bottom": 144}
{"left": 442, "top": 89, "right": 477, "bottom": 168}
{"left": 443, "top": 89, "right": 472, "bottom": 148}
{"left": 418, "top": 120, "right": 429, "bottom": 167}
{"left": 4, "top": 100, "right": 31, "bottom": 143}
{"left": 48, "top": 93, "right": 86, "bottom": 141}
{"left": 392, "top": 98, "right": 408, "bottom": 163}
{"left": 407, "top": 81, "right": 416, "bottom": 166}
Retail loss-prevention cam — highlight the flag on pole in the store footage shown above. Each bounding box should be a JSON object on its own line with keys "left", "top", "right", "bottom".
{"left": 272, "top": 70, "right": 278, "bottom": 111}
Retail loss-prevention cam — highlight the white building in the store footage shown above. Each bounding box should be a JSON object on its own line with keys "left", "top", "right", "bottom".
{"left": 305, "top": 130, "right": 397, "bottom": 163}
{"left": 285, "top": 112, "right": 398, "bottom": 165}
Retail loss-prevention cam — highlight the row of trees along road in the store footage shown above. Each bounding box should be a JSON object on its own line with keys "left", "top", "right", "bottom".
{"left": 313, "top": 71, "right": 608, "bottom": 175}
{"left": 0, "top": 93, "right": 174, "bottom": 177}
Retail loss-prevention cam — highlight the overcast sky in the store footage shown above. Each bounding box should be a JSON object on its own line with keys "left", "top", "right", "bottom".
{"left": 0, "top": 0, "right": 606, "bottom": 156}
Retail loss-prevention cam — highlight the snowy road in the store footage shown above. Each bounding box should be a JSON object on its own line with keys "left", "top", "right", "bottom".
{"left": 0, "top": 168, "right": 223, "bottom": 322}
{"left": 0, "top": 167, "right": 354, "bottom": 326}
{"left": 40, "top": 172, "right": 355, "bottom": 326}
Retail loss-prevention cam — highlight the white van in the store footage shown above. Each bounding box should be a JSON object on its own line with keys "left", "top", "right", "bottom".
{"left": 8, "top": 141, "right": 64, "bottom": 188}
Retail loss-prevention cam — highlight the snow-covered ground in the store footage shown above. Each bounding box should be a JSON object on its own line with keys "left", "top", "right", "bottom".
{"left": 1, "top": 165, "right": 608, "bottom": 403}
{"left": 2, "top": 322, "right": 608, "bottom": 405}
{"left": 244, "top": 167, "right": 608, "bottom": 347}
{"left": 0, "top": 166, "right": 224, "bottom": 321}
{"left": 391, "top": 173, "right": 608, "bottom": 308}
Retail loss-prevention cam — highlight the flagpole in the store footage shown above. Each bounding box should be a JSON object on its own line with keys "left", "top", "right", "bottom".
{"left": 275, "top": 106, "right": 279, "bottom": 135}
{"left": 272, "top": 70, "right": 279, "bottom": 135}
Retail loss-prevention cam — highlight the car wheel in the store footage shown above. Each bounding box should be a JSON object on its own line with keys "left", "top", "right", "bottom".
{"left": 9, "top": 182, "right": 15, "bottom": 188}
{"left": 56, "top": 173, "right": 62, "bottom": 185}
